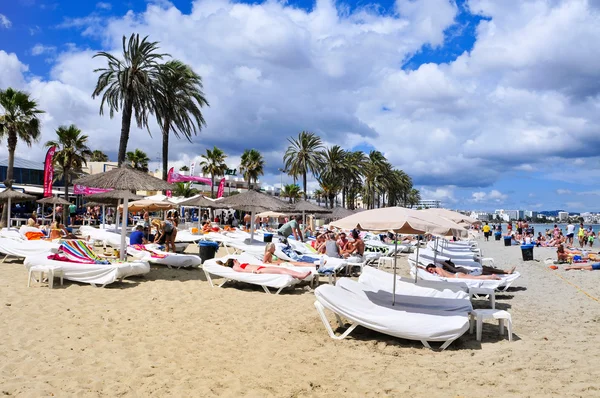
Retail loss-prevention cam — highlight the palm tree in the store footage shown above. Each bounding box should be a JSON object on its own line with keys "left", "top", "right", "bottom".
{"left": 283, "top": 131, "right": 324, "bottom": 200}
{"left": 179, "top": 165, "right": 189, "bottom": 172}
{"left": 126, "top": 149, "right": 150, "bottom": 172}
{"left": 343, "top": 151, "right": 366, "bottom": 209}
{"left": 363, "top": 150, "right": 388, "bottom": 209}
{"left": 89, "top": 149, "right": 109, "bottom": 162}
{"left": 281, "top": 184, "right": 302, "bottom": 203}
{"left": 240, "top": 149, "right": 265, "bottom": 190}
{"left": 313, "top": 188, "right": 323, "bottom": 206}
{"left": 199, "top": 146, "right": 227, "bottom": 198}
{"left": 172, "top": 182, "right": 198, "bottom": 198}
{"left": 92, "top": 33, "right": 169, "bottom": 166}
{"left": 318, "top": 146, "right": 345, "bottom": 208}
{"left": 407, "top": 188, "right": 421, "bottom": 208}
{"left": 155, "top": 60, "right": 209, "bottom": 181}
{"left": 45, "top": 125, "right": 92, "bottom": 222}
{"left": 0, "top": 88, "right": 44, "bottom": 227}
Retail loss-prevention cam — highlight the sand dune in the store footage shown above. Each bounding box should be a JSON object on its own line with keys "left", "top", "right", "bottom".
{"left": 1, "top": 241, "right": 600, "bottom": 396}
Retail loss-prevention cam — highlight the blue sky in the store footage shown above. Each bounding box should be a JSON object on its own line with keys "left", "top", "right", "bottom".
{"left": 1, "top": 0, "right": 600, "bottom": 212}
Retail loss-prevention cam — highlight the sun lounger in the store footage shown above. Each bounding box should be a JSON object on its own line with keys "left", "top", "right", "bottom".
{"left": 0, "top": 238, "right": 60, "bottom": 262}
{"left": 409, "top": 249, "right": 483, "bottom": 273}
{"left": 127, "top": 244, "right": 202, "bottom": 268}
{"left": 24, "top": 254, "right": 150, "bottom": 288}
{"left": 202, "top": 254, "right": 305, "bottom": 294}
{"left": 314, "top": 284, "right": 470, "bottom": 349}
{"left": 0, "top": 228, "right": 25, "bottom": 240}
{"left": 411, "top": 266, "right": 521, "bottom": 291}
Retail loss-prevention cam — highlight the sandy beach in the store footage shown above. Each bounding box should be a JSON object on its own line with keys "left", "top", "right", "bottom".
{"left": 1, "top": 239, "right": 600, "bottom": 397}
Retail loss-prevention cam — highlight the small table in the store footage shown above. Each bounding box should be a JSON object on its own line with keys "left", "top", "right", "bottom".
{"left": 469, "top": 309, "right": 513, "bottom": 342}
{"left": 28, "top": 265, "right": 64, "bottom": 289}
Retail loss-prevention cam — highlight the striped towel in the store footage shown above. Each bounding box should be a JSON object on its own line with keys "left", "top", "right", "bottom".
{"left": 130, "top": 244, "right": 167, "bottom": 259}
{"left": 59, "top": 240, "right": 109, "bottom": 264}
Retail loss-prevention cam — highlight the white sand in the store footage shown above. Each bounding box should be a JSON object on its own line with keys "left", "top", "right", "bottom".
{"left": 1, "top": 240, "right": 600, "bottom": 397}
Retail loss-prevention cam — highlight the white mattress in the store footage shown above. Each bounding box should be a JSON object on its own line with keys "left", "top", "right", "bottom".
{"left": 203, "top": 254, "right": 303, "bottom": 289}
{"left": 315, "top": 284, "right": 470, "bottom": 343}
{"left": 0, "top": 238, "right": 60, "bottom": 257}
{"left": 24, "top": 254, "right": 150, "bottom": 287}
{"left": 127, "top": 244, "right": 202, "bottom": 268}
{"left": 412, "top": 266, "right": 522, "bottom": 290}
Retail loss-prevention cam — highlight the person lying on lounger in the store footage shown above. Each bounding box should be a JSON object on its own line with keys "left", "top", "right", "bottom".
{"left": 262, "top": 243, "right": 315, "bottom": 266}
{"left": 565, "top": 263, "right": 600, "bottom": 271}
{"left": 421, "top": 264, "right": 501, "bottom": 280}
{"left": 441, "top": 260, "right": 516, "bottom": 275}
{"left": 216, "top": 258, "right": 311, "bottom": 279}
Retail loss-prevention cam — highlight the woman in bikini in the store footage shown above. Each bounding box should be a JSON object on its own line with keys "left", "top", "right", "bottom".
{"left": 262, "top": 243, "right": 315, "bottom": 266}
{"left": 216, "top": 258, "right": 311, "bottom": 279}
{"left": 422, "top": 264, "right": 501, "bottom": 280}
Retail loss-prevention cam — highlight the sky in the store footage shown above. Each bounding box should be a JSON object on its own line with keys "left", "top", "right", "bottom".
{"left": 1, "top": 0, "right": 600, "bottom": 212}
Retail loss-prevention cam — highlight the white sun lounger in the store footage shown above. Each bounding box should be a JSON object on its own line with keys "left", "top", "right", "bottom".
{"left": 202, "top": 254, "right": 304, "bottom": 294}
{"left": 412, "top": 266, "right": 521, "bottom": 291}
{"left": 126, "top": 244, "right": 201, "bottom": 268}
{"left": 24, "top": 254, "right": 150, "bottom": 288}
{"left": 314, "top": 284, "right": 470, "bottom": 350}
{"left": 0, "top": 238, "right": 60, "bottom": 262}
{"left": 409, "top": 249, "right": 483, "bottom": 273}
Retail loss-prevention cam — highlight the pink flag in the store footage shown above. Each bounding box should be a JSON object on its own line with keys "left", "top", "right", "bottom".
{"left": 166, "top": 167, "right": 174, "bottom": 198}
{"left": 217, "top": 178, "right": 226, "bottom": 198}
{"left": 73, "top": 185, "right": 111, "bottom": 195}
{"left": 43, "top": 146, "right": 57, "bottom": 197}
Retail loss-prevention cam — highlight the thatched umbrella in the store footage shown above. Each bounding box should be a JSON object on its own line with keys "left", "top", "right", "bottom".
{"left": 37, "top": 196, "right": 72, "bottom": 223}
{"left": 178, "top": 195, "right": 228, "bottom": 231}
{"left": 73, "top": 166, "right": 173, "bottom": 260}
{"left": 329, "top": 206, "right": 356, "bottom": 220}
{"left": 0, "top": 189, "right": 36, "bottom": 228}
{"left": 85, "top": 190, "right": 144, "bottom": 230}
{"left": 291, "top": 200, "right": 330, "bottom": 229}
{"left": 218, "top": 190, "right": 292, "bottom": 241}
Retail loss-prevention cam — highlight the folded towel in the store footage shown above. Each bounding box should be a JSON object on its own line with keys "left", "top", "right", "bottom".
{"left": 318, "top": 266, "right": 335, "bottom": 274}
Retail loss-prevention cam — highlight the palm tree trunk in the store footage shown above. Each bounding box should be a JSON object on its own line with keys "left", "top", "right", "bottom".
{"left": 302, "top": 172, "right": 307, "bottom": 200}
{"left": 63, "top": 173, "right": 70, "bottom": 225}
{"left": 0, "top": 131, "right": 17, "bottom": 227}
{"left": 162, "top": 119, "right": 170, "bottom": 181}
{"left": 117, "top": 95, "right": 134, "bottom": 166}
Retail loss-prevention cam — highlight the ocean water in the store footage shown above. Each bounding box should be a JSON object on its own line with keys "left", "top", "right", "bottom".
{"left": 490, "top": 223, "right": 600, "bottom": 235}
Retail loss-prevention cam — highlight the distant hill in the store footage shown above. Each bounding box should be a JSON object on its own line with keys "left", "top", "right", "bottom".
{"left": 538, "top": 210, "right": 580, "bottom": 216}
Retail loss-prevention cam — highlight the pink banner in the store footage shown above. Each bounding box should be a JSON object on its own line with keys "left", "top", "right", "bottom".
{"left": 73, "top": 184, "right": 111, "bottom": 195}
{"left": 168, "top": 170, "right": 212, "bottom": 185}
{"left": 216, "top": 178, "right": 225, "bottom": 198}
{"left": 166, "top": 167, "right": 174, "bottom": 198}
{"left": 43, "top": 146, "right": 56, "bottom": 197}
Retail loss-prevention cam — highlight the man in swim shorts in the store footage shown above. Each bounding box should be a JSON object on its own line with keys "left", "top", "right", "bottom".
{"left": 566, "top": 222, "right": 575, "bottom": 245}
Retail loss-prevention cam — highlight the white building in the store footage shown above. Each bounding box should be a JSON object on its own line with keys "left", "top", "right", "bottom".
{"left": 524, "top": 211, "right": 538, "bottom": 220}
{"left": 558, "top": 211, "right": 569, "bottom": 222}
{"left": 470, "top": 211, "right": 491, "bottom": 221}
{"left": 414, "top": 200, "right": 441, "bottom": 209}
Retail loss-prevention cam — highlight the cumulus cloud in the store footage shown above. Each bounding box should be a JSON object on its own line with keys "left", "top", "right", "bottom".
{"left": 0, "top": 0, "right": 599, "bottom": 201}
{"left": 556, "top": 189, "right": 572, "bottom": 195}
{"left": 31, "top": 44, "right": 57, "bottom": 56}
{"left": 0, "top": 14, "right": 11, "bottom": 29}
{"left": 471, "top": 189, "right": 507, "bottom": 203}
{"left": 96, "top": 2, "right": 112, "bottom": 10}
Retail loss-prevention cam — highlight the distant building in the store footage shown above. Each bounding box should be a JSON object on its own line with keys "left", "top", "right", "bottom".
{"left": 524, "top": 211, "right": 538, "bottom": 220}
{"left": 414, "top": 200, "right": 441, "bottom": 209}
{"left": 558, "top": 211, "right": 569, "bottom": 222}
{"left": 470, "top": 211, "right": 491, "bottom": 221}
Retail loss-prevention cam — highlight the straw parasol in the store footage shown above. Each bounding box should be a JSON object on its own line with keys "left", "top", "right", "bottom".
{"left": 331, "top": 206, "right": 468, "bottom": 304}
{"left": 85, "top": 191, "right": 144, "bottom": 230}
{"left": 178, "top": 195, "right": 225, "bottom": 209}
{"left": 124, "top": 199, "right": 176, "bottom": 212}
{"left": 218, "top": 190, "right": 293, "bottom": 241}
{"left": 0, "top": 189, "right": 36, "bottom": 227}
{"left": 73, "top": 166, "right": 174, "bottom": 260}
{"left": 329, "top": 206, "right": 356, "bottom": 220}
{"left": 291, "top": 200, "right": 330, "bottom": 226}
{"left": 37, "top": 196, "right": 72, "bottom": 223}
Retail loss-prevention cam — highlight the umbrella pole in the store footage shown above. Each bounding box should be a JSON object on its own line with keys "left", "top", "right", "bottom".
{"left": 197, "top": 206, "right": 201, "bottom": 232}
{"left": 7, "top": 197, "right": 11, "bottom": 228}
{"left": 52, "top": 203, "right": 56, "bottom": 223}
{"left": 102, "top": 205, "right": 106, "bottom": 229}
{"left": 250, "top": 210, "right": 255, "bottom": 242}
{"left": 414, "top": 235, "right": 421, "bottom": 284}
{"left": 120, "top": 197, "right": 129, "bottom": 261}
{"left": 433, "top": 236, "right": 438, "bottom": 267}
{"left": 393, "top": 233, "right": 398, "bottom": 306}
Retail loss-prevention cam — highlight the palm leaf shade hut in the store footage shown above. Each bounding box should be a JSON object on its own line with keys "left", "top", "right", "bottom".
{"left": 218, "top": 190, "right": 292, "bottom": 242}
{"left": 178, "top": 195, "right": 228, "bottom": 231}
{"left": 329, "top": 206, "right": 356, "bottom": 220}
{"left": 0, "top": 189, "right": 36, "bottom": 228}
{"left": 292, "top": 200, "right": 330, "bottom": 227}
{"left": 86, "top": 190, "right": 144, "bottom": 230}
{"left": 73, "top": 167, "right": 173, "bottom": 260}
{"left": 331, "top": 206, "right": 467, "bottom": 305}
{"left": 37, "top": 196, "right": 72, "bottom": 223}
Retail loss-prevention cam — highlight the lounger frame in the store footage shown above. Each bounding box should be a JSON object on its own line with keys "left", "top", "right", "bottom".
{"left": 203, "top": 267, "right": 287, "bottom": 295}
{"left": 313, "top": 301, "right": 456, "bottom": 350}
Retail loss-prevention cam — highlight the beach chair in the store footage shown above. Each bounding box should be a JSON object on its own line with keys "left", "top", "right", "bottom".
{"left": 0, "top": 238, "right": 60, "bottom": 263}
{"left": 126, "top": 244, "right": 201, "bottom": 268}
{"left": 314, "top": 284, "right": 470, "bottom": 350}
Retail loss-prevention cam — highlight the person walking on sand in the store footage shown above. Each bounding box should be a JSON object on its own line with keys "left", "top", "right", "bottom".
{"left": 482, "top": 222, "right": 491, "bottom": 241}
{"left": 578, "top": 223, "right": 585, "bottom": 248}
{"left": 566, "top": 222, "right": 575, "bottom": 245}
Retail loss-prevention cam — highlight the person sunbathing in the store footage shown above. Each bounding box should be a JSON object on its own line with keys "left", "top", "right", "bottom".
{"left": 557, "top": 245, "right": 569, "bottom": 262}
{"left": 216, "top": 258, "right": 311, "bottom": 279}
{"left": 422, "top": 264, "right": 501, "bottom": 280}
{"left": 441, "top": 260, "right": 515, "bottom": 275}
{"left": 565, "top": 263, "right": 600, "bottom": 271}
